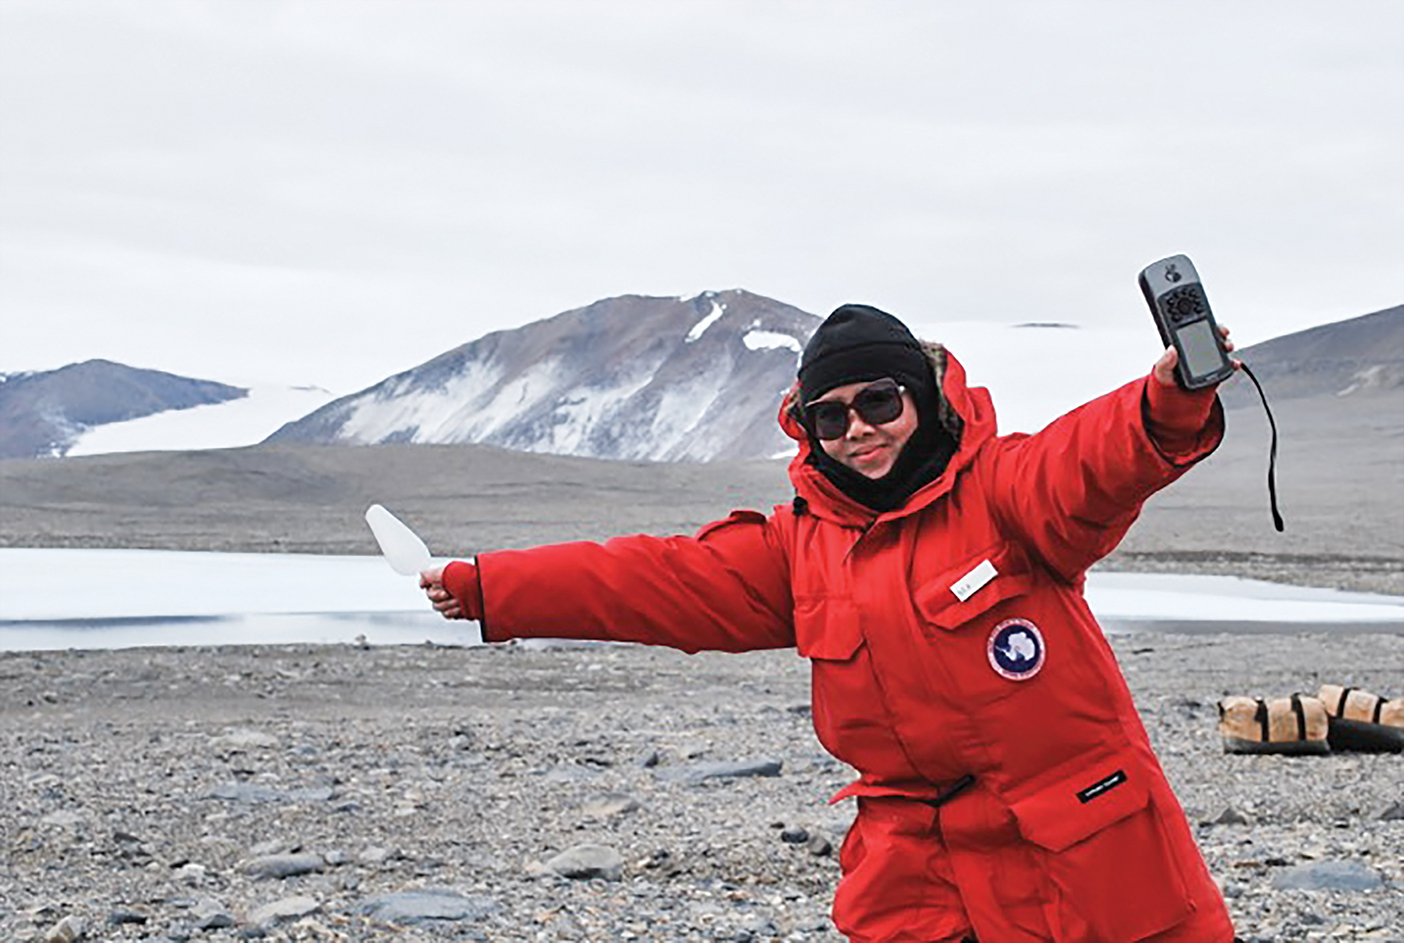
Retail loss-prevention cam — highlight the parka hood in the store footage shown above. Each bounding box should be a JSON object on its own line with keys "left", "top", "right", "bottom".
{"left": 778, "top": 343, "right": 998, "bottom": 525}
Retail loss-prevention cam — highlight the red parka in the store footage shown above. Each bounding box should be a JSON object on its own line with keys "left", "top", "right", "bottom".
{"left": 451, "top": 346, "right": 1235, "bottom": 942}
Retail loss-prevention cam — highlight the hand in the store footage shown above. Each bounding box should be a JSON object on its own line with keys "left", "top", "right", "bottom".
{"left": 419, "top": 565, "right": 466, "bottom": 620}
{"left": 1152, "top": 324, "right": 1239, "bottom": 387}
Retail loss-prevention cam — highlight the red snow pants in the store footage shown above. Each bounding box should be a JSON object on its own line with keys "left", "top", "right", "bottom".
{"left": 832, "top": 794, "right": 1234, "bottom": 942}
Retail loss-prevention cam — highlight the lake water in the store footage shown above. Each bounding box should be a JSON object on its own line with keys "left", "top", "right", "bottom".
{"left": 2, "top": 548, "right": 1401, "bottom": 652}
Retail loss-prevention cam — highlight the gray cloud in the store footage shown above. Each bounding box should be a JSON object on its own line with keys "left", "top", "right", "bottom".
{"left": 2, "top": 0, "right": 1400, "bottom": 391}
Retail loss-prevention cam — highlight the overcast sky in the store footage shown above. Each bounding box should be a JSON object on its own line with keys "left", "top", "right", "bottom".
{"left": 2, "top": 0, "right": 1400, "bottom": 393}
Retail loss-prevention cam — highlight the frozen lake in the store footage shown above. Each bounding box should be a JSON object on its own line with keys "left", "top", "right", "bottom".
{"left": 1, "top": 548, "right": 1401, "bottom": 652}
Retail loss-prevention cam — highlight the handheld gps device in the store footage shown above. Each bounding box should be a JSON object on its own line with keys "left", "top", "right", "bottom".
{"left": 1138, "top": 254, "right": 1235, "bottom": 390}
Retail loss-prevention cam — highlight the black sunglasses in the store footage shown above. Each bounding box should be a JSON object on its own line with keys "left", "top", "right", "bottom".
{"left": 803, "top": 378, "right": 906, "bottom": 441}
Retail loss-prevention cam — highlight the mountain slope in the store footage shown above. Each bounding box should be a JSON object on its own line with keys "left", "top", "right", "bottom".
{"left": 266, "top": 289, "right": 819, "bottom": 462}
{"left": 1220, "top": 304, "right": 1403, "bottom": 406}
{"left": 0, "top": 360, "right": 247, "bottom": 459}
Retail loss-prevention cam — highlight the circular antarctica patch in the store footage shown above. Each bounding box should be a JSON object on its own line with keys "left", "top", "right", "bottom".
{"left": 987, "top": 619, "right": 1046, "bottom": 681}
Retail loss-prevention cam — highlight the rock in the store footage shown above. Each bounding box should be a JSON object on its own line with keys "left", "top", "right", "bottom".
{"left": 249, "top": 896, "right": 320, "bottom": 927}
{"left": 38, "top": 810, "right": 84, "bottom": 828}
{"left": 779, "top": 827, "right": 808, "bottom": 843}
{"left": 204, "top": 783, "right": 335, "bottom": 804}
{"left": 541, "top": 764, "right": 599, "bottom": 783}
{"left": 43, "top": 916, "right": 85, "bottom": 942}
{"left": 355, "top": 889, "right": 497, "bottom": 924}
{"left": 580, "top": 792, "right": 640, "bottom": 818}
{"left": 106, "top": 910, "right": 148, "bottom": 926}
{"left": 654, "top": 759, "right": 783, "bottom": 784}
{"left": 190, "top": 898, "right": 234, "bottom": 931}
{"left": 1380, "top": 800, "right": 1404, "bottom": 821}
{"left": 358, "top": 846, "right": 392, "bottom": 865}
{"left": 544, "top": 843, "right": 625, "bottom": 881}
{"left": 247, "top": 838, "right": 288, "bottom": 857}
{"left": 807, "top": 833, "right": 833, "bottom": 857}
{"left": 173, "top": 863, "right": 206, "bottom": 886}
{"left": 741, "top": 916, "right": 780, "bottom": 939}
{"left": 241, "top": 853, "right": 325, "bottom": 879}
{"left": 634, "top": 748, "right": 661, "bottom": 768}
{"left": 1269, "top": 859, "right": 1385, "bottom": 892}
{"left": 1205, "top": 806, "right": 1251, "bottom": 826}
{"left": 212, "top": 729, "right": 278, "bottom": 751}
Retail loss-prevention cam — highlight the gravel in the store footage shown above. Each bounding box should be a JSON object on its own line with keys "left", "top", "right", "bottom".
{"left": 1, "top": 631, "right": 1400, "bottom": 941}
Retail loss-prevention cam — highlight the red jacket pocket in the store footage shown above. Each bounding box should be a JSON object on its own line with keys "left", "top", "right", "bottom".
{"left": 914, "top": 542, "right": 1035, "bottom": 632}
{"left": 794, "top": 595, "right": 863, "bottom": 661}
{"left": 1008, "top": 754, "right": 1149, "bottom": 851}
{"left": 1007, "top": 748, "right": 1194, "bottom": 939}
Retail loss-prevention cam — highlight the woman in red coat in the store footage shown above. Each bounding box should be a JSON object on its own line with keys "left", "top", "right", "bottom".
{"left": 422, "top": 304, "right": 1237, "bottom": 942}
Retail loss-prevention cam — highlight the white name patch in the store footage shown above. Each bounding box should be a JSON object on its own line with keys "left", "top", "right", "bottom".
{"left": 950, "top": 558, "right": 997, "bottom": 602}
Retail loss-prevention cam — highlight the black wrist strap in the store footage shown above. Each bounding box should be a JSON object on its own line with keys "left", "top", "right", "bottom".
{"left": 1237, "top": 361, "right": 1284, "bottom": 532}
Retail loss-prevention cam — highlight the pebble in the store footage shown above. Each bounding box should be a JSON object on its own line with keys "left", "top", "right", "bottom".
{"left": 654, "top": 759, "right": 784, "bottom": 784}
{"left": 211, "top": 729, "right": 279, "bottom": 751}
{"left": 581, "top": 792, "right": 642, "bottom": 818}
{"left": 241, "top": 852, "right": 325, "bottom": 879}
{"left": 38, "top": 810, "right": 85, "bottom": 828}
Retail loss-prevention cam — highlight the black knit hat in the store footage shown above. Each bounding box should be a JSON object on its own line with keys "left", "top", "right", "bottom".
{"left": 799, "top": 304, "right": 932, "bottom": 406}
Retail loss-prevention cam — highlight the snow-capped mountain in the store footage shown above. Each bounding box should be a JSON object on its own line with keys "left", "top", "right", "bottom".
{"left": 0, "top": 360, "right": 247, "bottom": 459}
{"left": 266, "top": 290, "right": 820, "bottom": 462}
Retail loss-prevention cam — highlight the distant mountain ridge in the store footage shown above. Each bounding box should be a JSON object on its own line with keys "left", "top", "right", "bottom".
{"left": 0, "top": 360, "right": 246, "bottom": 459}
{"left": 265, "top": 289, "right": 820, "bottom": 462}
{"left": 7, "top": 297, "right": 1399, "bottom": 464}
{"left": 1220, "top": 304, "right": 1403, "bottom": 407}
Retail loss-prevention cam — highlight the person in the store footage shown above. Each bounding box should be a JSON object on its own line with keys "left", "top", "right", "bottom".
{"left": 420, "top": 303, "right": 1238, "bottom": 942}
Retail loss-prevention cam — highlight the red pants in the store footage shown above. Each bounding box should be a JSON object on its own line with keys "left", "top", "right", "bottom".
{"left": 832, "top": 794, "right": 1234, "bottom": 942}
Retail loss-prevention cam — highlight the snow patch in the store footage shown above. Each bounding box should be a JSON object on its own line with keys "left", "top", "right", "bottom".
{"left": 743, "top": 330, "right": 802, "bottom": 353}
{"left": 1337, "top": 365, "right": 1386, "bottom": 397}
{"left": 634, "top": 371, "right": 727, "bottom": 460}
{"left": 685, "top": 300, "right": 726, "bottom": 343}
{"left": 66, "top": 385, "right": 336, "bottom": 456}
{"left": 339, "top": 360, "right": 504, "bottom": 444}
{"left": 462, "top": 358, "right": 565, "bottom": 440}
{"left": 543, "top": 374, "right": 655, "bottom": 455}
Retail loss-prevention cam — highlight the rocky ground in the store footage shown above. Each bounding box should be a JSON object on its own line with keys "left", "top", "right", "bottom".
{"left": 1, "top": 631, "right": 1401, "bottom": 942}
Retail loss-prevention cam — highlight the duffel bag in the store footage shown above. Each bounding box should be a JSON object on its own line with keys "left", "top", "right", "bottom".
{"left": 1217, "top": 694, "right": 1331, "bottom": 755}
{"left": 1317, "top": 684, "right": 1404, "bottom": 753}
